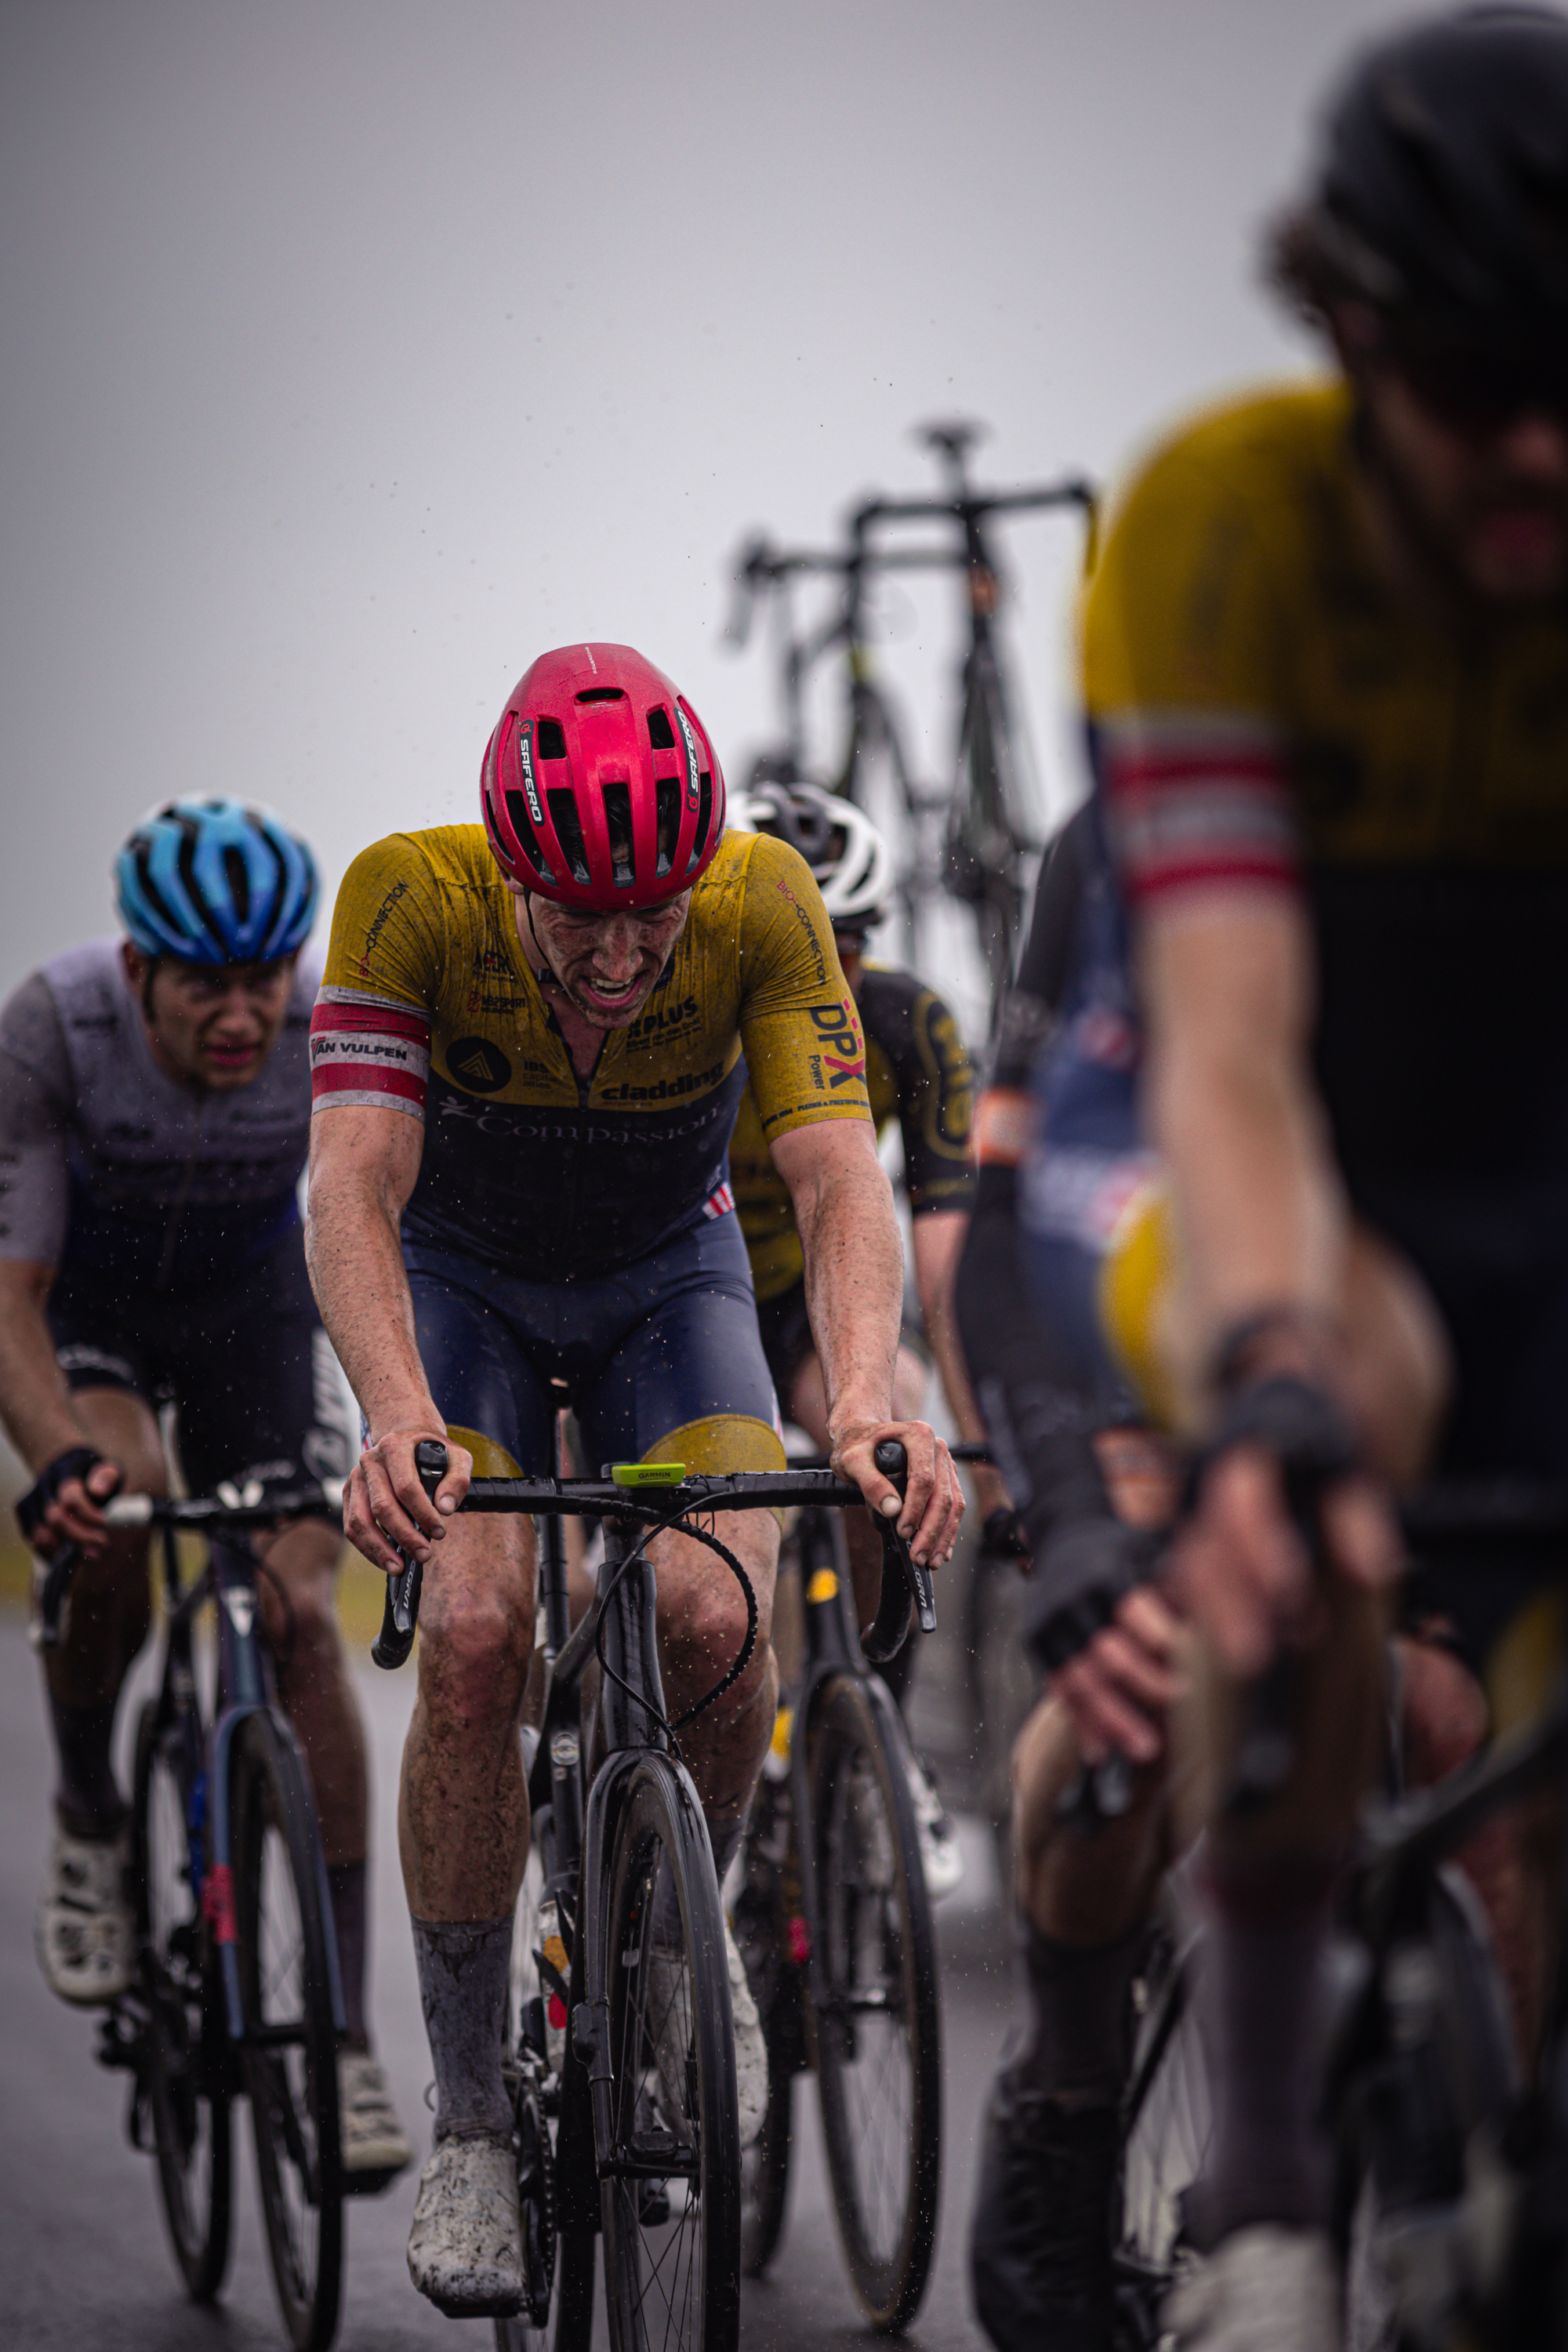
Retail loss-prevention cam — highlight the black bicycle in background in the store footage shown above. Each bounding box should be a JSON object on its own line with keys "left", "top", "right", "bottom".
{"left": 41, "top": 1475, "right": 352, "bottom": 2352}
{"left": 371, "top": 1436, "right": 934, "bottom": 2352}
{"left": 724, "top": 422, "right": 1096, "bottom": 1024}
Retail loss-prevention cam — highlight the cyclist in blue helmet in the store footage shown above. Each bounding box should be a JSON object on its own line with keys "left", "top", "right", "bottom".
{"left": 0, "top": 797, "right": 412, "bottom": 2186}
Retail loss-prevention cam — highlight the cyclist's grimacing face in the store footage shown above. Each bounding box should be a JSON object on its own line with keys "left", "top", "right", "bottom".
{"left": 123, "top": 946, "right": 296, "bottom": 1091}
{"left": 1360, "top": 354, "right": 1568, "bottom": 604}
{"left": 515, "top": 887, "right": 692, "bottom": 1029}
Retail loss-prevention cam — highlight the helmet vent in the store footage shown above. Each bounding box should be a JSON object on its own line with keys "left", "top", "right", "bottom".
{"left": 547, "top": 789, "right": 592, "bottom": 884}
{"left": 647, "top": 706, "right": 677, "bottom": 750}
{"left": 505, "top": 791, "right": 554, "bottom": 884}
{"left": 132, "top": 848, "right": 180, "bottom": 938}
{"left": 537, "top": 719, "right": 568, "bottom": 760}
{"left": 687, "top": 771, "right": 714, "bottom": 873}
{"left": 602, "top": 782, "right": 635, "bottom": 885}
{"left": 576, "top": 686, "right": 626, "bottom": 703}
{"left": 223, "top": 845, "right": 254, "bottom": 925}
{"left": 654, "top": 778, "right": 681, "bottom": 876}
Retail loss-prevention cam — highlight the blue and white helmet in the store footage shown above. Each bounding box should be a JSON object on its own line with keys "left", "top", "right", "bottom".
{"left": 114, "top": 799, "right": 318, "bottom": 965}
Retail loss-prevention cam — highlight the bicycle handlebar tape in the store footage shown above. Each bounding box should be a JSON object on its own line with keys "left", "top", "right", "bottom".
{"left": 372, "top": 1440, "right": 448, "bottom": 1670}
{"left": 862, "top": 1439, "right": 938, "bottom": 1664}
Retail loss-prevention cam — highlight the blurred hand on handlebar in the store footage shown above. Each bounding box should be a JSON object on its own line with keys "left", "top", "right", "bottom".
{"left": 16, "top": 1448, "right": 125, "bottom": 1558}
{"left": 345, "top": 1426, "right": 471, "bottom": 1573}
{"left": 1171, "top": 1445, "right": 1399, "bottom": 1681}
{"left": 828, "top": 1417, "right": 964, "bottom": 1567}
{"left": 1053, "top": 1585, "right": 1184, "bottom": 1767}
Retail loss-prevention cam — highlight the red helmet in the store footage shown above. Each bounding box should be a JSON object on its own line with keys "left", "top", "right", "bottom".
{"left": 481, "top": 643, "right": 727, "bottom": 909}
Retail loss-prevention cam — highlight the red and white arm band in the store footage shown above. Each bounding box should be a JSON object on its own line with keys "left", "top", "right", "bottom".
{"left": 1099, "top": 715, "right": 1301, "bottom": 905}
{"left": 309, "top": 987, "right": 431, "bottom": 1118}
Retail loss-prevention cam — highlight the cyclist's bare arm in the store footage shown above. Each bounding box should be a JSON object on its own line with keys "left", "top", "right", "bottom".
{"left": 305, "top": 1101, "right": 470, "bottom": 1568}
{"left": 909, "top": 1207, "right": 1011, "bottom": 1519}
{"left": 1141, "top": 892, "right": 1399, "bottom": 1666}
{"left": 0, "top": 1259, "right": 124, "bottom": 1548}
{"left": 771, "top": 1116, "right": 963, "bottom": 1566}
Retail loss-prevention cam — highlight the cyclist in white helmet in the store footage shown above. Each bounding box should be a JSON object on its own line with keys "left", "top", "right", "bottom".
{"left": 728, "top": 781, "right": 1011, "bottom": 1893}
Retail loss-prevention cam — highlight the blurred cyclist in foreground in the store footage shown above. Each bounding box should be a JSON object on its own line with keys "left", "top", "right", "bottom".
{"left": 963, "top": 12, "right": 1568, "bottom": 2350}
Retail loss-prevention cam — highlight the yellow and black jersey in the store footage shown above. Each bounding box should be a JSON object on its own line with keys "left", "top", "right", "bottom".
{"left": 1084, "top": 378, "right": 1568, "bottom": 1188}
{"left": 729, "top": 963, "right": 975, "bottom": 1302}
{"left": 310, "top": 825, "right": 871, "bottom": 1281}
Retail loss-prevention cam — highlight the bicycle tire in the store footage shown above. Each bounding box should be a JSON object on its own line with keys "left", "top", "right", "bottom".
{"left": 132, "top": 1696, "right": 234, "bottom": 2302}
{"left": 805, "top": 1672, "right": 941, "bottom": 2331}
{"left": 597, "top": 1752, "right": 741, "bottom": 2352}
{"left": 231, "top": 1710, "right": 343, "bottom": 2352}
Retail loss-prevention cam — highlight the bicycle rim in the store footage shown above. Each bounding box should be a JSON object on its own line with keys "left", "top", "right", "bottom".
{"left": 806, "top": 1675, "right": 941, "bottom": 2330}
{"left": 233, "top": 1713, "right": 343, "bottom": 2352}
{"left": 598, "top": 1755, "right": 740, "bottom": 2352}
{"left": 132, "top": 1697, "right": 234, "bottom": 2301}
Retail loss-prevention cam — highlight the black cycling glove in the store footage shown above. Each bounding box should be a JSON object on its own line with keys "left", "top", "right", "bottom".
{"left": 1022, "top": 1515, "right": 1163, "bottom": 1674}
{"left": 16, "top": 1446, "right": 118, "bottom": 1547}
{"left": 1190, "top": 1374, "right": 1358, "bottom": 1528}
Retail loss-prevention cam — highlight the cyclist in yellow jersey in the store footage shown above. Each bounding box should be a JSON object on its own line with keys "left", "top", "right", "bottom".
{"left": 304, "top": 644, "right": 962, "bottom": 2318}
{"left": 960, "top": 14, "right": 1568, "bottom": 2351}
{"left": 726, "top": 782, "right": 1014, "bottom": 1893}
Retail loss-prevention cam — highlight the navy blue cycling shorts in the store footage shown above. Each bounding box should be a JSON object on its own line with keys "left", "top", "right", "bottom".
{"left": 405, "top": 1207, "right": 784, "bottom": 1478}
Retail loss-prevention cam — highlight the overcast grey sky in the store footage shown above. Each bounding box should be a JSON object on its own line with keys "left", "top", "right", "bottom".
{"left": 2, "top": 0, "right": 1425, "bottom": 1005}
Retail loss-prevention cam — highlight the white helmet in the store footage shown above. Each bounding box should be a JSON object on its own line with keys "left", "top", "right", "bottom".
{"left": 728, "top": 782, "right": 895, "bottom": 928}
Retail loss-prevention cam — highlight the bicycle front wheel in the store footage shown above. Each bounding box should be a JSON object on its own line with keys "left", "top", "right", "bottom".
{"left": 597, "top": 1754, "right": 741, "bottom": 2352}
{"left": 231, "top": 1711, "right": 343, "bottom": 2352}
{"left": 132, "top": 1697, "right": 234, "bottom": 2301}
{"left": 805, "top": 1672, "right": 941, "bottom": 2331}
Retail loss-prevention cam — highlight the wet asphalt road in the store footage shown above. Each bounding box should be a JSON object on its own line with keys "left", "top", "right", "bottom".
{"left": 0, "top": 1610, "right": 1018, "bottom": 2352}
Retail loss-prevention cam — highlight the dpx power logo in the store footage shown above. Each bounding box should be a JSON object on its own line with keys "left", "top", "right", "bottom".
{"left": 809, "top": 998, "right": 866, "bottom": 1089}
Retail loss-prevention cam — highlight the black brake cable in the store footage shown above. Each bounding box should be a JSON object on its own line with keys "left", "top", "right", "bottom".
{"left": 590, "top": 1501, "right": 759, "bottom": 1749}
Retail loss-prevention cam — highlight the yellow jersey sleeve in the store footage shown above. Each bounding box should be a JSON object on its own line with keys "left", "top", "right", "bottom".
{"left": 733, "top": 834, "right": 873, "bottom": 1140}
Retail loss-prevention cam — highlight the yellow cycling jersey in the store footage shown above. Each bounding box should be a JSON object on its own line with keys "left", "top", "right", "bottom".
{"left": 310, "top": 824, "right": 870, "bottom": 1280}
{"left": 1082, "top": 377, "right": 1568, "bottom": 1191}
{"left": 1084, "top": 378, "right": 1568, "bottom": 889}
{"left": 729, "top": 964, "right": 977, "bottom": 1302}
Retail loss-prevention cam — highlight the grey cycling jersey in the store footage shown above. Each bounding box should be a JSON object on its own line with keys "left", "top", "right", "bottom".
{"left": 0, "top": 940, "right": 319, "bottom": 1291}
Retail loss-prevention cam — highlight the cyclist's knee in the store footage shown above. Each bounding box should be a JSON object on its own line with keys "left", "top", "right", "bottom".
{"left": 1399, "top": 1631, "right": 1486, "bottom": 1787}
{"left": 71, "top": 1385, "right": 166, "bottom": 1503}
{"left": 891, "top": 1344, "right": 928, "bottom": 1421}
{"left": 420, "top": 1576, "right": 533, "bottom": 1722}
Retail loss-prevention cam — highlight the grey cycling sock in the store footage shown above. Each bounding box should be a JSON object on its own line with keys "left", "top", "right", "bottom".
{"left": 48, "top": 1693, "right": 125, "bottom": 1838}
{"left": 328, "top": 1860, "right": 368, "bottom": 2049}
{"left": 1006, "top": 1917, "right": 1143, "bottom": 2109}
{"left": 412, "top": 1915, "right": 514, "bottom": 2141}
{"left": 1196, "top": 1846, "right": 1337, "bottom": 2241}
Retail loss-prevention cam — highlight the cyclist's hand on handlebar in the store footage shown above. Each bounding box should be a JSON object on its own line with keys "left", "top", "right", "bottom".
{"left": 16, "top": 1449, "right": 125, "bottom": 1557}
{"left": 829, "top": 1418, "right": 964, "bottom": 1566}
{"left": 1053, "top": 1585, "right": 1183, "bottom": 1767}
{"left": 1173, "top": 1445, "right": 1399, "bottom": 1681}
{"left": 347, "top": 1427, "right": 470, "bottom": 1573}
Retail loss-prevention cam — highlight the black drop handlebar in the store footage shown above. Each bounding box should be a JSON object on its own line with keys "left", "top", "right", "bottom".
{"left": 370, "top": 1438, "right": 935, "bottom": 1672}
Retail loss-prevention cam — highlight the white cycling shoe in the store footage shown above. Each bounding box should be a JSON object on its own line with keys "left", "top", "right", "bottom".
{"left": 1165, "top": 2224, "right": 1341, "bottom": 2352}
{"left": 647, "top": 1917, "right": 768, "bottom": 2151}
{"left": 406, "top": 2130, "right": 523, "bottom": 2317}
{"left": 338, "top": 2049, "right": 414, "bottom": 2186}
{"left": 37, "top": 1825, "right": 134, "bottom": 2006}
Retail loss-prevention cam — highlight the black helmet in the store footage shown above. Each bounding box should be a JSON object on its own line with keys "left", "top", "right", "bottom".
{"left": 1283, "top": 8, "right": 1568, "bottom": 328}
